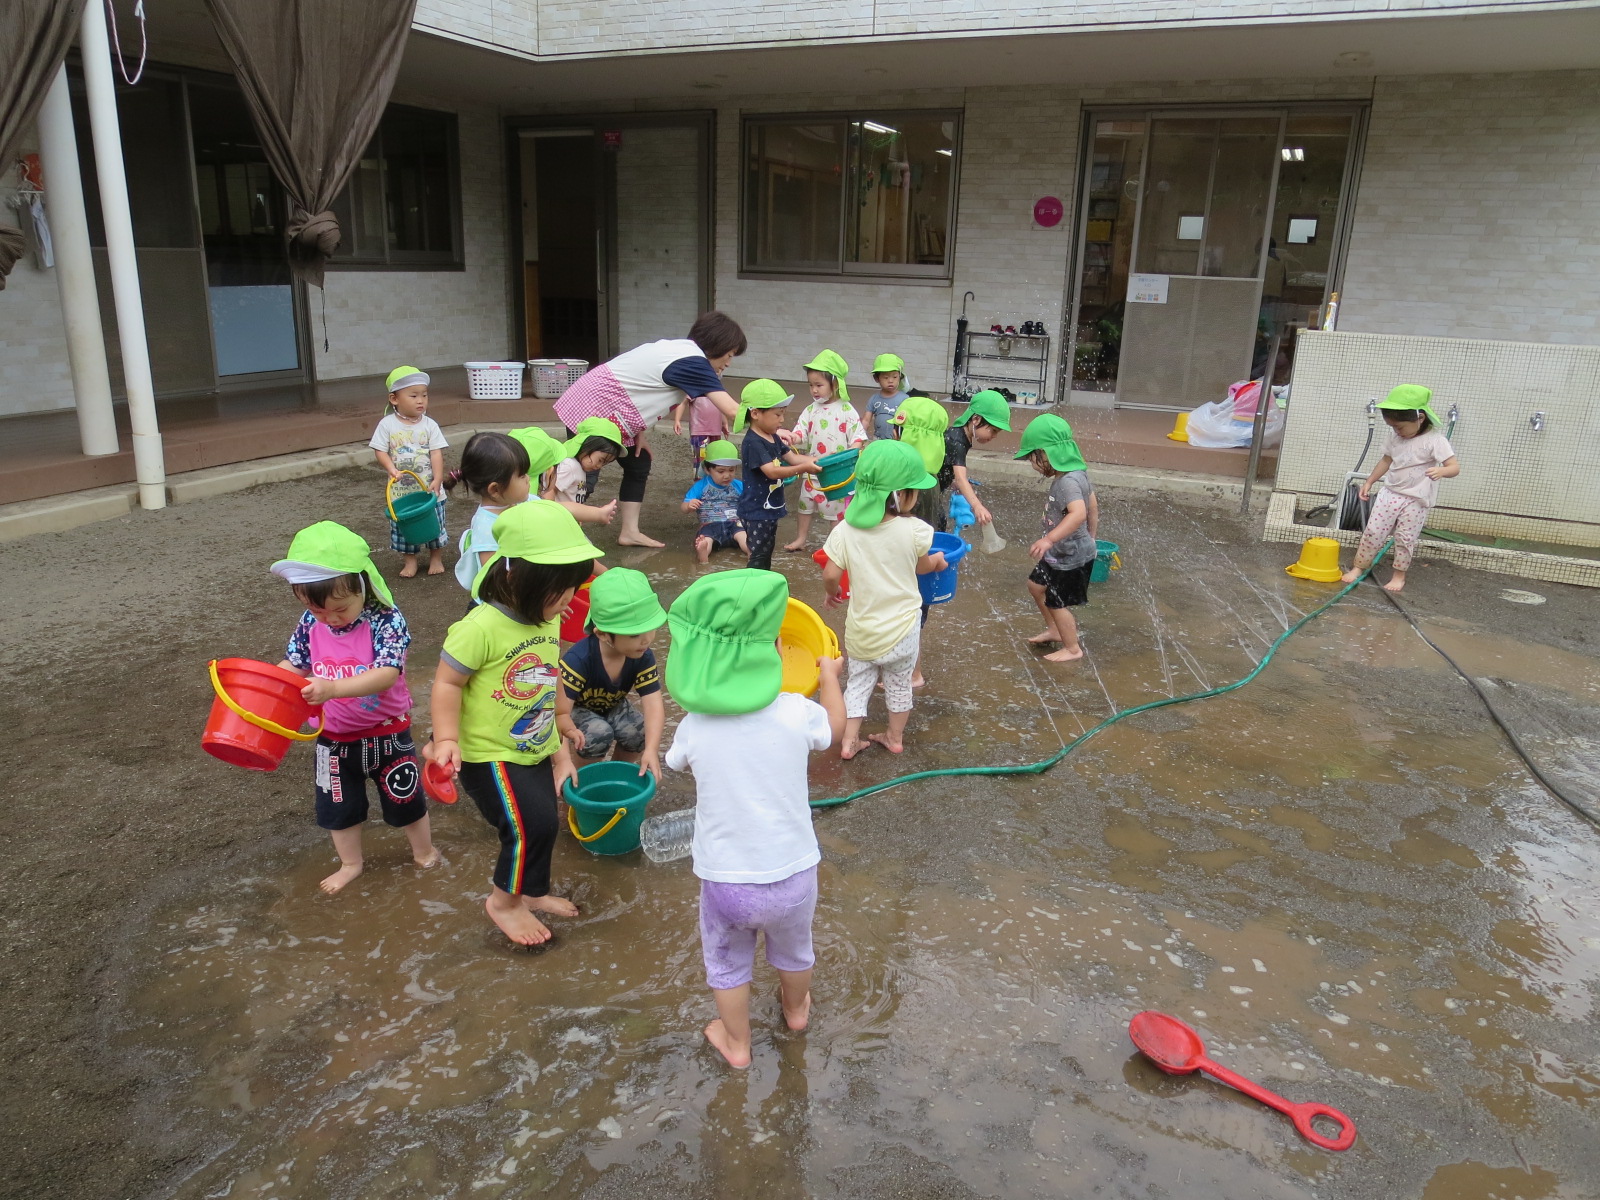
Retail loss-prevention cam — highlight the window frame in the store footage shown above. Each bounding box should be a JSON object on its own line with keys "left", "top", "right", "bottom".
{"left": 327, "top": 102, "right": 465, "bottom": 272}
{"left": 739, "top": 108, "right": 962, "bottom": 285}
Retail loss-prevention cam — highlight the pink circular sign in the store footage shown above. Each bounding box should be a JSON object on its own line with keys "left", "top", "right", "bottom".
{"left": 1033, "top": 196, "right": 1064, "bottom": 228}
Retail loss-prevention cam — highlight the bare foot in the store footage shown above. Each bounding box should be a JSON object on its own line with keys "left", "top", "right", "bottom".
{"left": 704, "top": 1019, "right": 752, "bottom": 1068}
{"left": 485, "top": 896, "right": 551, "bottom": 946}
{"left": 911, "top": 674, "right": 927, "bottom": 689}
{"left": 320, "top": 862, "right": 363, "bottom": 895}
{"left": 782, "top": 538, "right": 806, "bottom": 552}
{"left": 426, "top": 560, "right": 446, "bottom": 576}
{"left": 840, "top": 737, "right": 870, "bottom": 761}
{"left": 1383, "top": 574, "right": 1407, "bottom": 593}
{"left": 1340, "top": 567, "right": 1363, "bottom": 583}
{"left": 694, "top": 535, "right": 712, "bottom": 564}
{"left": 1042, "top": 646, "right": 1085, "bottom": 663}
{"left": 524, "top": 894, "right": 580, "bottom": 918}
{"left": 618, "top": 532, "right": 667, "bottom": 549}
{"left": 414, "top": 849, "right": 443, "bottom": 869}
{"left": 867, "top": 732, "right": 903, "bottom": 754}
{"left": 782, "top": 991, "right": 812, "bottom": 1032}
{"left": 1026, "top": 630, "right": 1059, "bottom": 644}
{"left": 398, "top": 561, "right": 418, "bottom": 579}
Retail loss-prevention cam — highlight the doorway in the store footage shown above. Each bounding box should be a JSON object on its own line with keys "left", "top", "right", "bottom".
{"left": 1067, "top": 107, "right": 1361, "bottom": 411}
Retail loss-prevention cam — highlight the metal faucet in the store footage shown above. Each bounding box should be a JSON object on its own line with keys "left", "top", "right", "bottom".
{"left": 1531, "top": 411, "right": 1545, "bottom": 432}
{"left": 1447, "top": 402, "right": 1459, "bottom": 425}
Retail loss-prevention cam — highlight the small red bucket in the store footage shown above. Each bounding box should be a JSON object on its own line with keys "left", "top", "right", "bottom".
{"left": 202, "top": 658, "right": 322, "bottom": 771}
{"left": 812, "top": 548, "right": 849, "bottom": 601}
{"left": 560, "top": 578, "right": 594, "bottom": 642}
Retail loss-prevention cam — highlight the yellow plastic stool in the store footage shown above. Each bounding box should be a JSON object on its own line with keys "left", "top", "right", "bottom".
{"left": 1285, "top": 537, "right": 1344, "bottom": 583}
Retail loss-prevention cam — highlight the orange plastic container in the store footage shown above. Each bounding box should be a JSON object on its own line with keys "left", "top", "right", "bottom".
{"left": 811, "top": 548, "right": 849, "bottom": 601}
{"left": 202, "top": 658, "right": 322, "bottom": 771}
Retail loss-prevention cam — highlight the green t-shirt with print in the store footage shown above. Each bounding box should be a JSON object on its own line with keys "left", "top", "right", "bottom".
{"left": 441, "top": 603, "right": 561, "bottom": 765}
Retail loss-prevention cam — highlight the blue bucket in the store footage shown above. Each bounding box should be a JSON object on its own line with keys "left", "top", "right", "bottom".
{"left": 917, "top": 532, "right": 970, "bottom": 605}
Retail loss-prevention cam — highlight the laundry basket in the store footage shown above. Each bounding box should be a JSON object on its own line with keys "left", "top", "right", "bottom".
{"left": 464, "top": 361, "right": 525, "bottom": 400}
{"left": 530, "top": 358, "right": 590, "bottom": 400}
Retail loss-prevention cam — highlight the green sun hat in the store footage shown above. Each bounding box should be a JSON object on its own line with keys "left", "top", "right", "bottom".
{"left": 271, "top": 521, "right": 394, "bottom": 608}
{"left": 804, "top": 349, "right": 851, "bottom": 402}
{"left": 733, "top": 378, "right": 793, "bottom": 434}
{"left": 888, "top": 395, "right": 950, "bottom": 474}
{"left": 587, "top": 568, "right": 667, "bottom": 636}
{"left": 562, "top": 416, "right": 624, "bottom": 458}
{"left": 471, "top": 501, "right": 603, "bottom": 599}
{"left": 845, "top": 439, "right": 938, "bottom": 529}
{"left": 700, "top": 439, "right": 740, "bottom": 465}
{"left": 872, "top": 352, "right": 906, "bottom": 384}
{"left": 666, "top": 569, "right": 790, "bottom": 715}
{"left": 1015, "top": 413, "right": 1088, "bottom": 474}
{"left": 958, "top": 389, "right": 1012, "bottom": 432}
{"left": 509, "top": 427, "right": 568, "bottom": 479}
{"left": 1377, "top": 384, "right": 1444, "bottom": 431}
{"left": 385, "top": 365, "right": 429, "bottom": 393}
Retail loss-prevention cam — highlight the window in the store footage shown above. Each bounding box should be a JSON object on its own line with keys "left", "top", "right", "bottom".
{"left": 742, "top": 111, "right": 959, "bottom": 280}
{"left": 330, "top": 104, "right": 462, "bottom": 268}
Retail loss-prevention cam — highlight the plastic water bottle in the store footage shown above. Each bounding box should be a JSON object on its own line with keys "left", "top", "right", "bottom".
{"left": 640, "top": 807, "right": 696, "bottom": 863}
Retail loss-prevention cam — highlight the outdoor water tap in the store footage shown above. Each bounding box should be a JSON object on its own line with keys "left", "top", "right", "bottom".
{"left": 1365, "top": 397, "right": 1377, "bottom": 416}
{"left": 1530, "top": 411, "right": 1545, "bottom": 432}
{"left": 1447, "top": 402, "right": 1459, "bottom": 425}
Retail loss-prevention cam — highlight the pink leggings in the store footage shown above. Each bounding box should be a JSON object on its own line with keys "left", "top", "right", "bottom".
{"left": 1356, "top": 489, "right": 1430, "bottom": 572}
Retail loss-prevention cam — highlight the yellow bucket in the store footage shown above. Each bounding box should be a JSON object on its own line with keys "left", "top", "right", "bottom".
{"left": 778, "top": 598, "right": 839, "bottom": 696}
{"left": 1166, "top": 412, "right": 1190, "bottom": 443}
{"left": 1285, "top": 537, "right": 1344, "bottom": 583}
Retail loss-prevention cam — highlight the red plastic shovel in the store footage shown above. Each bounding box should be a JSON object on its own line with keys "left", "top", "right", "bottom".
{"left": 423, "top": 760, "right": 457, "bottom": 804}
{"left": 1128, "top": 1011, "right": 1357, "bottom": 1151}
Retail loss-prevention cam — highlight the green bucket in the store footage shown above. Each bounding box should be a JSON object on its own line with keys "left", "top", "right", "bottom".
{"left": 564, "top": 761, "right": 655, "bottom": 855}
{"left": 386, "top": 470, "right": 443, "bottom": 544}
{"left": 1090, "top": 539, "right": 1121, "bottom": 584}
{"left": 815, "top": 449, "right": 858, "bottom": 498}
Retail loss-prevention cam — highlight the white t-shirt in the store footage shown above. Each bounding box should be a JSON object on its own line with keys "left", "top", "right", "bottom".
{"left": 370, "top": 413, "right": 449, "bottom": 489}
{"left": 822, "top": 515, "right": 935, "bottom": 661}
{"left": 664, "top": 693, "right": 832, "bottom": 884}
{"left": 552, "top": 457, "right": 588, "bottom": 503}
{"left": 1380, "top": 429, "right": 1456, "bottom": 506}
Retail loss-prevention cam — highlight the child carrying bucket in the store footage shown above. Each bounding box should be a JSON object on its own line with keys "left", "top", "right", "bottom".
{"left": 820, "top": 440, "right": 947, "bottom": 759}
{"left": 784, "top": 350, "right": 867, "bottom": 553}
{"left": 681, "top": 440, "right": 747, "bottom": 562}
{"left": 426, "top": 503, "right": 603, "bottom": 947}
{"left": 1017, "top": 415, "right": 1099, "bottom": 663}
{"left": 270, "top": 522, "right": 440, "bottom": 895}
{"left": 369, "top": 366, "right": 450, "bottom": 578}
{"left": 663, "top": 569, "right": 845, "bottom": 1068}
{"left": 936, "top": 390, "right": 1011, "bottom": 532}
{"left": 556, "top": 569, "right": 667, "bottom": 779}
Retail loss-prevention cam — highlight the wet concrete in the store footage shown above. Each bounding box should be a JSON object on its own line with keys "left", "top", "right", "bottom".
{"left": 2, "top": 434, "right": 1597, "bottom": 1199}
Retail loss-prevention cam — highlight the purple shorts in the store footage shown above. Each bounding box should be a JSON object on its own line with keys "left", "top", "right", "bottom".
{"left": 699, "top": 865, "right": 818, "bottom": 990}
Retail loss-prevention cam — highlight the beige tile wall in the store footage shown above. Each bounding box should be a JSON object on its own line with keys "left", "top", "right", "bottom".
{"left": 614, "top": 126, "right": 702, "bottom": 349}
{"left": 1, "top": 143, "right": 77, "bottom": 418}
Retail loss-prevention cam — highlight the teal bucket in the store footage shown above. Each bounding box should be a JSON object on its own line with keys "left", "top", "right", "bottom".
{"left": 816, "top": 449, "right": 859, "bottom": 499}
{"left": 386, "top": 470, "right": 443, "bottom": 545}
{"left": 564, "top": 761, "right": 655, "bottom": 855}
{"left": 1090, "top": 539, "right": 1121, "bottom": 584}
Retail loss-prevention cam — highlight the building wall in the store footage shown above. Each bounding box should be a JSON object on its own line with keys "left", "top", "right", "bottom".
{"left": 415, "top": 0, "right": 1585, "bottom": 57}
{"left": 1, "top": 143, "right": 76, "bottom": 417}
{"left": 314, "top": 99, "right": 514, "bottom": 381}
{"left": 614, "top": 125, "right": 702, "bottom": 348}
{"left": 1338, "top": 70, "right": 1600, "bottom": 346}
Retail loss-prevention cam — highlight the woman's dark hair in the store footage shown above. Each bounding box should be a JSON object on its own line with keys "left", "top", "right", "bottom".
{"left": 477, "top": 557, "right": 594, "bottom": 624}
{"left": 1382, "top": 409, "right": 1434, "bottom": 433}
{"left": 445, "top": 431, "right": 529, "bottom": 498}
{"left": 575, "top": 435, "right": 622, "bottom": 461}
{"left": 688, "top": 310, "right": 748, "bottom": 359}
{"left": 294, "top": 572, "right": 383, "bottom": 609}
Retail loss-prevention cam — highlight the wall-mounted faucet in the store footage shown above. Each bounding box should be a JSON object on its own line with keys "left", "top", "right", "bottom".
{"left": 1365, "top": 397, "right": 1377, "bottom": 416}
{"left": 1530, "top": 411, "right": 1545, "bottom": 432}
{"left": 1447, "top": 402, "right": 1459, "bottom": 426}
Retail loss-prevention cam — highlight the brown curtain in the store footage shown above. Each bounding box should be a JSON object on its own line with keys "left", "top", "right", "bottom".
{"left": 202, "top": 0, "right": 418, "bottom": 287}
{"left": 0, "top": 0, "right": 84, "bottom": 289}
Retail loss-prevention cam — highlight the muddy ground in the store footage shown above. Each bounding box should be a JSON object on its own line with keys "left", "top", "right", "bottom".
{"left": 2, "top": 434, "right": 1596, "bottom": 1199}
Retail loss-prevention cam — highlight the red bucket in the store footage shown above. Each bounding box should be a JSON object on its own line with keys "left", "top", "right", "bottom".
{"left": 560, "top": 578, "right": 594, "bottom": 642}
{"left": 202, "top": 658, "right": 322, "bottom": 771}
{"left": 812, "top": 548, "right": 849, "bottom": 601}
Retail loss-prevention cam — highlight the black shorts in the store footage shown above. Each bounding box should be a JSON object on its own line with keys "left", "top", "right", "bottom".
{"left": 459, "top": 759, "right": 560, "bottom": 898}
{"left": 1029, "top": 560, "right": 1092, "bottom": 609}
{"left": 697, "top": 519, "right": 743, "bottom": 550}
{"left": 313, "top": 725, "right": 425, "bottom": 831}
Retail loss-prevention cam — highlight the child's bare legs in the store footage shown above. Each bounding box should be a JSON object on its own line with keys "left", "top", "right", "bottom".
{"left": 784, "top": 512, "right": 813, "bottom": 552}
{"left": 694, "top": 534, "right": 713, "bottom": 563}
{"left": 734, "top": 530, "right": 749, "bottom": 555}
{"left": 399, "top": 552, "right": 419, "bottom": 579}
{"left": 321, "top": 826, "right": 364, "bottom": 894}
{"left": 778, "top": 967, "right": 813, "bottom": 1031}
{"left": 485, "top": 885, "right": 553, "bottom": 945}
{"left": 426, "top": 546, "right": 445, "bottom": 575}
{"left": 706, "top": 985, "right": 754, "bottom": 1068}
{"left": 841, "top": 716, "right": 868, "bottom": 760}
{"left": 1041, "top": 604, "right": 1083, "bottom": 663}
{"left": 404, "top": 813, "right": 442, "bottom": 869}
{"left": 867, "top": 708, "right": 911, "bottom": 754}
{"left": 523, "top": 892, "right": 579, "bottom": 918}
{"left": 1026, "top": 579, "right": 1058, "bottom": 643}
{"left": 617, "top": 501, "right": 666, "bottom": 549}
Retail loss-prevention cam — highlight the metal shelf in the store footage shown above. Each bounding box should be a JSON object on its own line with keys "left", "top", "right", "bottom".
{"left": 958, "top": 330, "right": 1050, "bottom": 400}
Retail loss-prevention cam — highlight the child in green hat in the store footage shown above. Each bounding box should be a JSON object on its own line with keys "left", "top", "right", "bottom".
{"left": 681, "top": 439, "right": 748, "bottom": 562}
{"left": 427, "top": 502, "right": 604, "bottom": 947}
{"left": 370, "top": 366, "right": 450, "bottom": 578}
{"left": 735, "top": 379, "right": 819, "bottom": 570}
{"left": 1015, "top": 414, "right": 1097, "bottom": 662}
{"left": 866, "top": 353, "right": 909, "bottom": 441}
{"left": 820, "top": 440, "right": 949, "bottom": 758}
{"left": 662, "top": 570, "right": 845, "bottom": 1068}
{"left": 785, "top": 350, "right": 867, "bottom": 552}
{"left": 544, "top": 418, "right": 623, "bottom": 526}
{"left": 938, "top": 389, "right": 1012, "bottom": 532}
{"left": 1342, "top": 384, "right": 1460, "bottom": 593}
{"left": 555, "top": 568, "right": 667, "bottom": 778}
{"left": 270, "top": 521, "right": 440, "bottom": 896}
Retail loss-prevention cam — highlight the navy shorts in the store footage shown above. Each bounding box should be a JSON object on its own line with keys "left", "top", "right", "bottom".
{"left": 1029, "top": 560, "right": 1092, "bottom": 609}
{"left": 313, "top": 724, "right": 425, "bottom": 831}
{"left": 697, "top": 519, "right": 743, "bottom": 550}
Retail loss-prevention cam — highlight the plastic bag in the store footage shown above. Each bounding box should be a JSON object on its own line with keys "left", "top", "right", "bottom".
{"left": 1186, "top": 384, "right": 1285, "bottom": 450}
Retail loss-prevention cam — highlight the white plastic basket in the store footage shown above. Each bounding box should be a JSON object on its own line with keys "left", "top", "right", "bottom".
{"left": 529, "top": 358, "right": 590, "bottom": 400}
{"left": 464, "top": 361, "right": 525, "bottom": 400}
{"left": 562, "top": 358, "right": 590, "bottom": 389}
